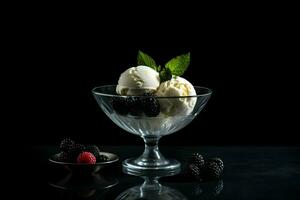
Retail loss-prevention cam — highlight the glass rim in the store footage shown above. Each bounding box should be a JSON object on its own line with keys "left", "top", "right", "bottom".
{"left": 92, "top": 85, "right": 213, "bottom": 98}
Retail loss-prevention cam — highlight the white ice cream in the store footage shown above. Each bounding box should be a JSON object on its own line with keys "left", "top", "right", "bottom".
{"left": 156, "top": 76, "right": 197, "bottom": 116}
{"left": 116, "top": 65, "right": 160, "bottom": 96}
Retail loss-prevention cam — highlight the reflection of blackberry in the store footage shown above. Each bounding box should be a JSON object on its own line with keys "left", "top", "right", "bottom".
{"left": 98, "top": 154, "right": 109, "bottom": 162}
{"left": 193, "top": 180, "right": 224, "bottom": 198}
{"left": 204, "top": 161, "right": 222, "bottom": 179}
{"left": 213, "top": 180, "right": 224, "bottom": 196}
{"left": 191, "top": 152, "right": 205, "bottom": 167}
{"left": 59, "top": 138, "right": 75, "bottom": 152}
{"left": 141, "top": 95, "right": 160, "bottom": 117}
{"left": 85, "top": 145, "right": 101, "bottom": 158}
{"left": 193, "top": 184, "right": 203, "bottom": 196}
{"left": 209, "top": 157, "right": 224, "bottom": 171}
{"left": 112, "top": 97, "right": 128, "bottom": 115}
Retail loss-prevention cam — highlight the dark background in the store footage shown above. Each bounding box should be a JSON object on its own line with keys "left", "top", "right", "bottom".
{"left": 8, "top": 7, "right": 298, "bottom": 147}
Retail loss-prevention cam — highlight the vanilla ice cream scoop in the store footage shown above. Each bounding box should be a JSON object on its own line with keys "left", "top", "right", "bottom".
{"left": 156, "top": 76, "right": 197, "bottom": 116}
{"left": 116, "top": 65, "right": 160, "bottom": 95}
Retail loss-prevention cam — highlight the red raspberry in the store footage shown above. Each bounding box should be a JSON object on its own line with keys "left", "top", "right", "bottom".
{"left": 77, "top": 152, "right": 96, "bottom": 164}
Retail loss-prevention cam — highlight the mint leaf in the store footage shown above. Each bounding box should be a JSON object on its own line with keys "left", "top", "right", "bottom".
{"left": 159, "top": 68, "right": 172, "bottom": 82}
{"left": 165, "top": 52, "right": 190, "bottom": 76}
{"left": 157, "top": 65, "right": 161, "bottom": 72}
{"left": 137, "top": 50, "right": 157, "bottom": 70}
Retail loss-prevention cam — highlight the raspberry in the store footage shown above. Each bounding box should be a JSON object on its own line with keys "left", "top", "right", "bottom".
{"left": 208, "top": 157, "right": 224, "bottom": 171}
{"left": 59, "top": 138, "right": 75, "bottom": 152}
{"left": 77, "top": 152, "right": 96, "bottom": 164}
{"left": 140, "top": 95, "right": 160, "bottom": 117}
{"left": 191, "top": 152, "right": 205, "bottom": 167}
{"left": 85, "top": 145, "right": 101, "bottom": 158}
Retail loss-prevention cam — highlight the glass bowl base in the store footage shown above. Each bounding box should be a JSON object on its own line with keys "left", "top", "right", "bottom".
{"left": 122, "top": 158, "right": 181, "bottom": 172}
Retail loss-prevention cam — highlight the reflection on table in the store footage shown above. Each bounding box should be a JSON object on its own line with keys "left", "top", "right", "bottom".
{"left": 116, "top": 168, "right": 187, "bottom": 200}
{"left": 48, "top": 173, "right": 118, "bottom": 199}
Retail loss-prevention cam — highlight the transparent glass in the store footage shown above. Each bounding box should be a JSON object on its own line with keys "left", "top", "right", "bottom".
{"left": 92, "top": 85, "right": 212, "bottom": 172}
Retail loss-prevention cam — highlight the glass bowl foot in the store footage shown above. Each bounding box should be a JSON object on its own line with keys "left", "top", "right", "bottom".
{"left": 122, "top": 158, "right": 181, "bottom": 172}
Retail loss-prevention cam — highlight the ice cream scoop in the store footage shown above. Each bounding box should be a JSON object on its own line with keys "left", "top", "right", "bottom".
{"left": 116, "top": 65, "right": 160, "bottom": 95}
{"left": 156, "top": 76, "right": 197, "bottom": 116}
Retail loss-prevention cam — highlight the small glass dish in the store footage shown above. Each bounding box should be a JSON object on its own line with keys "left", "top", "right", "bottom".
{"left": 49, "top": 152, "right": 119, "bottom": 175}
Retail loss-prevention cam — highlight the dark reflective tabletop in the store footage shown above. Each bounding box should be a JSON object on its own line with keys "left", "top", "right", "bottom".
{"left": 24, "top": 146, "right": 300, "bottom": 199}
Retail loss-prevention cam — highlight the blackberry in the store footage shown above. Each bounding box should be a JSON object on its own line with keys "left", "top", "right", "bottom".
{"left": 68, "top": 143, "right": 85, "bottom": 162}
{"left": 97, "top": 154, "right": 109, "bottom": 162}
{"left": 111, "top": 97, "right": 128, "bottom": 115}
{"left": 140, "top": 95, "right": 160, "bottom": 117}
{"left": 59, "top": 138, "right": 75, "bottom": 152}
{"left": 85, "top": 145, "right": 101, "bottom": 158}
{"left": 190, "top": 152, "right": 205, "bottom": 167}
{"left": 126, "top": 97, "right": 143, "bottom": 116}
{"left": 54, "top": 152, "right": 72, "bottom": 162}
{"left": 188, "top": 163, "right": 202, "bottom": 181}
{"left": 208, "top": 157, "right": 224, "bottom": 171}
{"left": 204, "top": 161, "right": 222, "bottom": 179}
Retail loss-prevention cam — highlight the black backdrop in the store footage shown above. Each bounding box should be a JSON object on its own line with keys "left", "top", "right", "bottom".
{"left": 10, "top": 9, "right": 297, "bottom": 147}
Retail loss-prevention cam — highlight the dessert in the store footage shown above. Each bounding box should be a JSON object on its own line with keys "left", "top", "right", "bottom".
{"left": 156, "top": 76, "right": 196, "bottom": 116}
{"left": 114, "top": 50, "right": 196, "bottom": 117}
{"left": 116, "top": 65, "right": 160, "bottom": 95}
{"left": 92, "top": 50, "right": 212, "bottom": 171}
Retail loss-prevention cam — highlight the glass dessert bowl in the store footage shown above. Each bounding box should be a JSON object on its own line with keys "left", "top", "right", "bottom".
{"left": 92, "top": 85, "right": 212, "bottom": 172}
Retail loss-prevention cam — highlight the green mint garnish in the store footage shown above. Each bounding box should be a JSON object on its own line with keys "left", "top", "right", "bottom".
{"left": 159, "top": 67, "right": 172, "bottom": 82}
{"left": 136, "top": 50, "right": 190, "bottom": 82}
{"left": 137, "top": 50, "right": 157, "bottom": 70}
{"left": 165, "top": 52, "right": 190, "bottom": 76}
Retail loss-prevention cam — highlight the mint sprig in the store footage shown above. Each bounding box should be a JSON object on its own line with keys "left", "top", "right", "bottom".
{"left": 137, "top": 50, "right": 157, "bottom": 70}
{"left": 137, "top": 50, "right": 191, "bottom": 82}
{"left": 165, "top": 52, "right": 190, "bottom": 76}
{"left": 159, "top": 67, "right": 172, "bottom": 82}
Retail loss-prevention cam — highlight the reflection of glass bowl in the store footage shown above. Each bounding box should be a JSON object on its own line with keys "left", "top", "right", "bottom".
{"left": 92, "top": 85, "right": 212, "bottom": 172}
{"left": 116, "top": 168, "right": 187, "bottom": 200}
{"left": 48, "top": 173, "right": 118, "bottom": 199}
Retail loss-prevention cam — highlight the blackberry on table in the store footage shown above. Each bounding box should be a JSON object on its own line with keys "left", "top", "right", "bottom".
{"left": 204, "top": 161, "right": 222, "bottom": 179}
{"left": 190, "top": 152, "right": 205, "bottom": 167}
{"left": 140, "top": 95, "right": 160, "bottom": 117}
{"left": 208, "top": 157, "right": 224, "bottom": 171}
{"left": 188, "top": 163, "right": 202, "bottom": 181}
